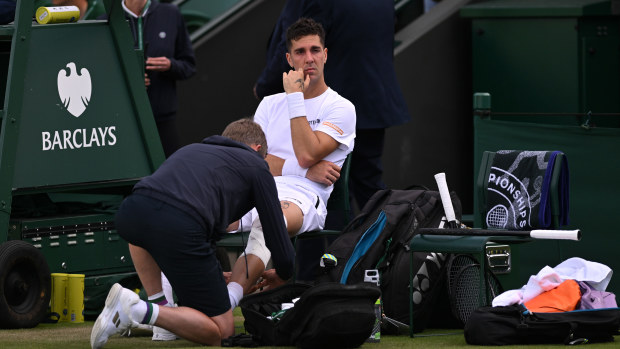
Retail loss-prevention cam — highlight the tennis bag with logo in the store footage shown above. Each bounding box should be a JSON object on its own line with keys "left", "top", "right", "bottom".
{"left": 240, "top": 282, "right": 380, "bottom": 348}
{"left": 317, "top": 187, "right": 462, "bottom": 333}
{"left": 465, "top": 304, "right": 620, "bottom": 345}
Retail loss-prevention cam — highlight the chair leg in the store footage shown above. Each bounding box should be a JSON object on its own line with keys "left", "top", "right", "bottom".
{"left": 476, "top": 252, "right": 487, "bottom": 307}
{"left": 409, "top": 250, "right": 414, "bottom": 338}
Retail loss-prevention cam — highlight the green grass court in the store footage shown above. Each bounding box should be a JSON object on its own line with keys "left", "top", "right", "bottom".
{"left": 0, "top": 308, "right": 618, "bottom": 349}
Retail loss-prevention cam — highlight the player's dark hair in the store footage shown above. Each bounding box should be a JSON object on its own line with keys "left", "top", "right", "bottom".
{"left": 286, "top": 17, "right": 325, "bottom": 52}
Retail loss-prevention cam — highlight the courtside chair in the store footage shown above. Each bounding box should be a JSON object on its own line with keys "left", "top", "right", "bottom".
{"left": 295, "top": 153, "right": 352, "bottom": 241}
{"left": 292, "top": 154, "right": 352, "bottom": 280}
{"left": 408, "top": 150, "right": 568, "bottom": 337}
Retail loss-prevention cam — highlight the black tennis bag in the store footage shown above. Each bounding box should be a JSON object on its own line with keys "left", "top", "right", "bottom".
{"left": 240, "top": 282, "right": 380, "bottom": 348}
{"left": 465, "top": 304, "right": 620, "bottom": 345}
{"left": 317, "top": 188, "right": 462, "bottom": 333}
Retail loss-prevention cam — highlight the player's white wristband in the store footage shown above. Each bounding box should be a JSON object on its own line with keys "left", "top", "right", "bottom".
{"left": 282, "top": 158, "right": 308, "bottom": 178}
{"left": 286, "top": 92, "right": 306, "bottom": 119}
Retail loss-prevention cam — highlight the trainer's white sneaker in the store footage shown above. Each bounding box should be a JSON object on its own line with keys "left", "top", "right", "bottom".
{"left": 152, "top": 325, "right": 178, "bottom": 341}
{"left": 152, "top": 302, "right": 178, "bottom": 341}
{"left": 90, "top": 283, "right": 140, "bottom": 349}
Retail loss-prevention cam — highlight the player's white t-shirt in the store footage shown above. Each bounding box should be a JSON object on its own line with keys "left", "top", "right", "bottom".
{"left": 254, "top": 87, "right": 356, "bottom": 206}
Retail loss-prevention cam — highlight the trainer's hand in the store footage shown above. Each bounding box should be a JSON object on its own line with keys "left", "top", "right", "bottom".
{"left": 282, "top": 68, "right": 309, "bottom": 94}
{"left": 306, "top": 160, "right": 341, "bottom": 186}
{"left": 253, "top": 269, "right": 286, "bottom": 292}
{"left": 146, "top": 56, "right": 171, "bottom": 72}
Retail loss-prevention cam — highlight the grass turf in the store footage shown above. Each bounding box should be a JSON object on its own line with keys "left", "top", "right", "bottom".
{"left": 0, "top": 309, "right": 618, "bottom": 348}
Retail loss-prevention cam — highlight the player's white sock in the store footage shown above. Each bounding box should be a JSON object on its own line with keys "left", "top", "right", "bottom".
{"left": 227, "top": 281, "right": 243, "bottom": 309}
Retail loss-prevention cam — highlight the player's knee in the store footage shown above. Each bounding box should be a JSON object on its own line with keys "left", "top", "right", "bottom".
{"left": 244, "top": 244, "right": 271, "bottom": 267}
{"left": 243, "top": 219, "right": 272, "bottom": 266}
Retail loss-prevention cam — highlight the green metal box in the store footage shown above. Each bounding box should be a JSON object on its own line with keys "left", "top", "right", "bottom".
{"left": 462, "top": 0, "right": 620, "bottom": 127}
{"left": 12, "top": 213, "right": 133, "bottom": 275}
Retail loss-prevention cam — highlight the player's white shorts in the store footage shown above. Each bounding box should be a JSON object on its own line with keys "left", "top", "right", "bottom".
{"left": 233, "top": 181, "right": 327, "bottom": 236}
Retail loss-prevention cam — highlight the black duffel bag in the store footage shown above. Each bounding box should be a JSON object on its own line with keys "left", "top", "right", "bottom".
{"left": 240, "top": 282, "right": 380, "bottom": 349}
{"left": 465, "top": 304, "right": 620, "bottom": 345}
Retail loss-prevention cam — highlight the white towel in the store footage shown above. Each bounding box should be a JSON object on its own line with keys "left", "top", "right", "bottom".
{"left": 492, "top": 257, "right": 612, "bottom": 307}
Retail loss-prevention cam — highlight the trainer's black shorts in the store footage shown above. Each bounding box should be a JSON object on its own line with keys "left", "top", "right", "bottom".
{"left": 116, "top": 193, "right": 230, "bottom": 317}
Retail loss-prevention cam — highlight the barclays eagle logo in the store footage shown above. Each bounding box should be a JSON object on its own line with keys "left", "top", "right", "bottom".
{"left": 57, "top": 62, "right": 91, "bottom": 117}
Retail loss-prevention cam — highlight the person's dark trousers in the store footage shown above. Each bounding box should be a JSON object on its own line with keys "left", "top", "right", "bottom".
{"left": 0, "top": 0, "right": 15, "bottom": 25}
{"left": 156, "top": 115, "right": 181, "bottom": 158}
{"left": 350, "top": 128, "right": 387, "bottom": 211}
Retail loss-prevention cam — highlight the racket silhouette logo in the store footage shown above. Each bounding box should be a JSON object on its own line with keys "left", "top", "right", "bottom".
{"left": 486, "top": 204, "right": 508, "bottom": 228}
{"left": 487, "top": 167, "right": 532, "bottom": 229}
{"left": 57, "top": 62, "right": 91, "bottom": 117}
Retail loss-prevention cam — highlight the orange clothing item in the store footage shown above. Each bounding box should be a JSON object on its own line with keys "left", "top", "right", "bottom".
{"left": 524, "top": 279, "right": 581, "bottom": 313}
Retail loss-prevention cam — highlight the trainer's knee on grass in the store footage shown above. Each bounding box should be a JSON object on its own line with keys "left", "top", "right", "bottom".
{"left": 211, "top": 310, "right": 234, "bottom": 344}
{"left": 156, "top": 306, "right": 233, "bottom": 346}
